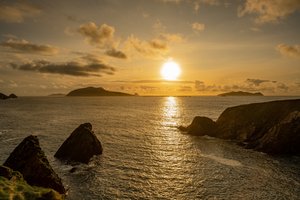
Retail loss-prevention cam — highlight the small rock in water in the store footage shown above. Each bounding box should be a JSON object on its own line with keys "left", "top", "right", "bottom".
{"left": 55, "top": 123, "right": 103, "bottom": 164}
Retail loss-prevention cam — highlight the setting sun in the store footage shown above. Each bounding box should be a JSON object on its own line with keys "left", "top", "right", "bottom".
{"left": 160, "top": 60, "right": 181, "bottom": 81}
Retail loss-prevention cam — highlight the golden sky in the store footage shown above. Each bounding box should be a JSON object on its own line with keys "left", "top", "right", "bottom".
{"left": 0, "top": 0, "right": 300, "bottom": 96}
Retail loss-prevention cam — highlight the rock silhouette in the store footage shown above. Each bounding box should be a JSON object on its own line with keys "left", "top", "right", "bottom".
{"left": 218, "top": 91, "right": 263, "bottom": 96}
{"left": 3, "top": 135, "right": 66, "bottom": 194}
{"left": 184, "top": 116, "right": 217, "bottom": 136}
{"left": 55, "top": 123, "right": 103, "bottom": 163}
{"left": 0, "top": 92, "right": 18, "bottom": 100}
{"left": 66, "top": 86, "right": 132, "bottom": 96}
{"left": 181, "top": 99, "right": 300, "bottom": 155}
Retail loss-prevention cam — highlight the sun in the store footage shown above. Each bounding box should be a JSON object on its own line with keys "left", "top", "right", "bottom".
{"left": 160, "top": 60, "right": 181, "bottom": 81}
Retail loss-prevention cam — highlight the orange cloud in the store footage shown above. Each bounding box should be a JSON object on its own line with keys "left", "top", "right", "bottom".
{"left": 277, "top": 44, "right": 300, "bottom": 58}
{"left": 238, "top": 0, "right": 300, "bottom": 24}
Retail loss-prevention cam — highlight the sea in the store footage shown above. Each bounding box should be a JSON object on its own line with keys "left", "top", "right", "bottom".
{"left": 0, "top": 96, "right": 300, "bottom": 200}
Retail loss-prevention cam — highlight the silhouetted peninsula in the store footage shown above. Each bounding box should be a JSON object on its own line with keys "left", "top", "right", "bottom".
{"left": 181, "top": 99, "right": 300, "bottom": 155}
{"left": 218, "top": 91, "right": 263, "bottom": 96}
{"left": 66, "top": 87, "right": 133, "bottom": 96}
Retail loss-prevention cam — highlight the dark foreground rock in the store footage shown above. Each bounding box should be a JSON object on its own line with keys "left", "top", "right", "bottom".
{"left": 3, "top": 135, "right": 66, "bottom": 194}
{"left": 55, "top": 123, "right": 103, "bottom": 163}
{"left": 0, "top": 165, "right": 63, "bottom": 200}
{"left": 181, "top": 99, "right": 300, "bottom": 155}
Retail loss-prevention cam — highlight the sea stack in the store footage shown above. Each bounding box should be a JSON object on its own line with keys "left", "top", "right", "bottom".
{"left": 3, "top": 135, "right": 66, "bottom": 194}
{"left": 55, "top": 123, "right": 103, "bottom": 164}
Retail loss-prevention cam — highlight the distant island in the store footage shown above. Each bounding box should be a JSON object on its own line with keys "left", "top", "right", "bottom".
{"left": 66, "top": 87, "right": 133, "bottom": 96}
{"left": 0, "top": 92, "right": 17, "bottom": 100}
{"left": 218, "top": 91, "right": 264, "bottom": 96}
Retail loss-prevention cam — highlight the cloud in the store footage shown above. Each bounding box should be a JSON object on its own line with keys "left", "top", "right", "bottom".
{"left": 276, "top": 44, "right": 300, "bottom": 58}
{"left": 246, "top": 78, "right": 272, "bottom": 86}
{"left": 238, "top": 0, "right": 300, "bottom": 24}
{"left": 125, "top": 32, "right": 183, "bottom": 59}
{"left": 192, "top": 22, "right": 205, "bottom": 32}
{"left": 160, "top": 0, "right": 221, "bottom": 11}
{"left": 78, "top": 22, "right": 116, "bottom": 49}
{"left": 1, "top": 38, "right": 59, "bottom": 55}
{"left": 159, "top": 33, "right": 184, "bottom": 43}
{"left": 149, "top": 39, "right": 168, "bottom": 50}
{"left": 105, "top": 48, "right": 127, "bottom": 59}
{"left": 125, "top": 35, "right": 168, "bottom": 58}
{"left": 0, "top": 1, "right": 41, "bottom": 23}
{"left": 10, "top": 59, "right": 115, "bottom": 77}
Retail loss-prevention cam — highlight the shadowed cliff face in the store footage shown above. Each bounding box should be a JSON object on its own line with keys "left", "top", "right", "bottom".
{"left": 183, "top": 99, "right": 300, "bottom": 155}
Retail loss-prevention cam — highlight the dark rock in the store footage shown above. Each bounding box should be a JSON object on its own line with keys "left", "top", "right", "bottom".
{"left": 0, "top": 92, "right": 17, "bottom": 99}
{"left": 55, "top": 123, "right": 103, "bottom": 163}
{"left": 253, "top": 111, "right": 300, "bottom": 154}
{"left": 218, "top": 91, "right": 264, "bottom": 96}
{"left": 0, "top": 165, "right": 23, "bottom": 181}
{"left": 66, "top": 86, "right": 132, "bottom": 96}
{"left": 183, "top": 99, "right": 300, "bottom": 155}
{"left": 3, "top": 135, "right": 66, "bottom": 194}
{"left": 0, "top": 92, "right": 8, "bottom": 100}
{"left": 8, "top": 93, "right": 17, "bottom": 98}
{"left": 185, "top": 116, "right": 217, "bottom": 136}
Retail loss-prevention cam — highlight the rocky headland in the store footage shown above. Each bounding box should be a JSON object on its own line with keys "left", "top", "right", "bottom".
{"left": 180, "top": 99, "right": 300, "bottom": 155}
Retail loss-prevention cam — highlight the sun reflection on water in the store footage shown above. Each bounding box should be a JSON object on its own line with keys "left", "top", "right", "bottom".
{"left": 161, "top": 96, "right": 181, "bottom": 129}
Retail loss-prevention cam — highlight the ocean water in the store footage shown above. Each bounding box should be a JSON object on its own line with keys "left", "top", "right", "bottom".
{"left": 0, "top": 96, "right": 300, "bottom": 199}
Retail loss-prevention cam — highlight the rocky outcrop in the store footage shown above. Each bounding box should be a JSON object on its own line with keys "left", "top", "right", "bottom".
{"left": 0, "top": 166, "right": 63, "bottom": 200}
{"left": 181, "top": 99, "right": 300, "bottom": 155}
{"left": 0, "top": 92, "right": 17, "bottom": 100}
{"left": 55, "top": 123, "right": 103, "bottom": 163}
{"left": 180, "top": 116, "right": 217, "bottom": 136}
{"left": 3, "top": 135, "right": 66, "bottom": 194}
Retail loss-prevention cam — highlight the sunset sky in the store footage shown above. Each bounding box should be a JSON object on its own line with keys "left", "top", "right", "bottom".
{"left": 0, "top": 0, "right": 300, "bottom": 96}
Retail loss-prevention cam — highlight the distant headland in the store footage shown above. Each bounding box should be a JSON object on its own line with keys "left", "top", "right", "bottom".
{"left": 218, "top": 91, "right": 264, "bottom": 97}
{"left": 66, "top": 87, "right": 133, "bottom": 97}
{"left": 0, "top": 92, "right": 17, "bottom": 100}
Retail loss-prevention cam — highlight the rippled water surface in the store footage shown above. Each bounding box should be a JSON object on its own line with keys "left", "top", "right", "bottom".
{"left": 1, "top": 96, "right": 300, "bottom": 199}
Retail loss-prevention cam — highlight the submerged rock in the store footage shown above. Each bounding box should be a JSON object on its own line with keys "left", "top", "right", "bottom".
{"left": 55, "top": 123, "right": 103, "bottom": 164}
{"left": 181, "top": 99, "right": 300, "bottom": 155}
{"left": 3, "top": 135, "right": 66, "bottom": 194}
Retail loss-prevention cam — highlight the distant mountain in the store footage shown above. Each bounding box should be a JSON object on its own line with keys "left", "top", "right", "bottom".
{"left": 0, "top": 92, "right": 17, "bottom": 100}
{"left": 218, "top": 91, "right": 264, "bottom": 96}
{"left": 66, "top": 87, "right": 133, "bottom": 97}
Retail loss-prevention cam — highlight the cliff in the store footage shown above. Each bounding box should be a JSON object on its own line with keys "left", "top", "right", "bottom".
{"left": 182, "top": 99, "right": 300, "bottom": 155}
{"left": 66, "top": 87, "right": 132, "bottom": 96}
{"left": 218, "top": 91, "right": 263, "bottom": 96}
